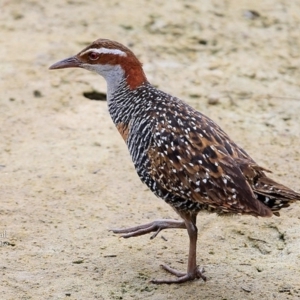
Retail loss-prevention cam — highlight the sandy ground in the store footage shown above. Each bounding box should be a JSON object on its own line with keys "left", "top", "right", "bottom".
{"left": 1, "top": 0, "right": 300, "bottom": 299}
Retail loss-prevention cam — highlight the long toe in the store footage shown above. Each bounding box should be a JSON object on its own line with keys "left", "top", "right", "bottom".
{"left": 160, "top": 264, "right": 186, "bottom": 277}
{"left": 151, "top": 265, "right": 206, "bottom": 284}
{"left": 151, "top": 274, "right": 194, "bottom": 284}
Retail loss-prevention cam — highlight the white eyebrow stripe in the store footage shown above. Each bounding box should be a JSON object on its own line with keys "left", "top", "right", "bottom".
{"left": 80, "top": 47, "right": 127, "bottom": 57}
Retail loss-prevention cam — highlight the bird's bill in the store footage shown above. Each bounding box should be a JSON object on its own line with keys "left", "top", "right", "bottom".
{"left": 49, "top": 56, "right": 81, "bottom": 70}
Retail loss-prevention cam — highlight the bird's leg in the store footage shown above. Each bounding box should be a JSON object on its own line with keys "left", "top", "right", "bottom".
{"left": 151, "top": 214, "right": 206, "bottom": 284}
{"left": 111, "top": 219, "right": 186, "bottom": 239}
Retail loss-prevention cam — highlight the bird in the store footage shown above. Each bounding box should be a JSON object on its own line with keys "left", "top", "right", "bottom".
{"left": 49, "top": 39, "right": 300, "bottom": 284}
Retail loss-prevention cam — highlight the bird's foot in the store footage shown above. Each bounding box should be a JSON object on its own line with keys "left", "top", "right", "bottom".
{"left": 111, "top": 219, "right": 186, "bottom": 239}
{"left": 151, "top": 264, "right": 206, "bottom": 284}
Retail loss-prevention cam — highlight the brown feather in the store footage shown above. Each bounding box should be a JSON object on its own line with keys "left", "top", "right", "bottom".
{"left": 147, "top": 99, "right": 274, "bottom": 217}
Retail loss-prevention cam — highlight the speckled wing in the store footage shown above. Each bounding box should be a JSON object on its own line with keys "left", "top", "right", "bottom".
{"left": 147, "top": 98, "right": 272, "bottom": 217}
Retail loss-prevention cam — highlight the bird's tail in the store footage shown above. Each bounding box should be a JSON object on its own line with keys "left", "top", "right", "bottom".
{"left": 254, "top": 176, "right": 300, "bottom": 216}
{"left": 237, "top": 159, "right": 300, "bottom": 216}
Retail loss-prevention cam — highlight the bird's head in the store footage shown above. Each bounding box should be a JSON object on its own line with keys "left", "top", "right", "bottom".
{"left": 49, "top": 39, "right": 147, "bottom": 90}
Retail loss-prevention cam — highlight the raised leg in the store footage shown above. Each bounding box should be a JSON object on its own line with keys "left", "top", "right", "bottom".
{"left": 111, "top": 219, "right": 186, "bottom": 239}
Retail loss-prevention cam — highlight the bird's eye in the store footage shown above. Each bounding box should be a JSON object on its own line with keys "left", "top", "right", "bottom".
{"left": 88, "top": 52, "right": 99, "bottom": 60}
